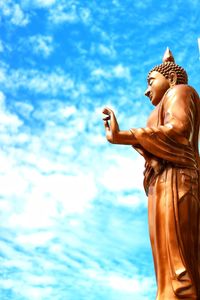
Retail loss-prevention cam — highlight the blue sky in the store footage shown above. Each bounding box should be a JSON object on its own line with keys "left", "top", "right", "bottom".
{"left": 0, "top": 0, "right": 200, "bottom": 299}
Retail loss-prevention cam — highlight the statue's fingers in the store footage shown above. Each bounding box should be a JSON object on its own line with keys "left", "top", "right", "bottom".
{"left": 104, "top": 120, "right": 110, "bottom": 130}
{"left": 103, "top": 116, "right": 110, "bottom": 121}
{"left": 102, "top": 107, "right": 113, "bottom": 115}
{"left": 102, "top": 107, "right": 109, "bottom": 114}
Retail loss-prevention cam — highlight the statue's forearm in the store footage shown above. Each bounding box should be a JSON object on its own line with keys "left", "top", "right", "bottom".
{"left": 109, "top": 130, "right": 138, "bottom": 145}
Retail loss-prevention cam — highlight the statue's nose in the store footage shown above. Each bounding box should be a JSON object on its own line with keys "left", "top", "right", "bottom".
{"left": 145, "top": 88, "right": 150, "bottom": 97}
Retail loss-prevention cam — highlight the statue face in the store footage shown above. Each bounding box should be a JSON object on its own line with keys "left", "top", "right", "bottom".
{"left": 145, "top": 71, "right": 170, "bottom": 106}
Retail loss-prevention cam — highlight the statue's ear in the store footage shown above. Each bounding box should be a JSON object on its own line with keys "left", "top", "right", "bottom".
{"left": 169, "top": 71, "right": 177, "bottom": 86}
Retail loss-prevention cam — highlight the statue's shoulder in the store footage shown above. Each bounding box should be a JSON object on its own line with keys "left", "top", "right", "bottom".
{"left": 162, "top": 85, "right": 200, "bottom": 111}
{"left": 166, "top": 84, "right": 199, "bottom": 100}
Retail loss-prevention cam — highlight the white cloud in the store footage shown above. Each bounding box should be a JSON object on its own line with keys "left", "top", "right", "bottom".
{"left": 11, "top": 3, "right": 29, "bottom": 26}
{"left": 113, "top": 64, "right": 131, "bottom": 79}
{"left": 3, "top": 258, "right": 32, "bottom": 270}
{"left": 0, "top": 1, "right": 29, "bottom": 26}
{"left": 0, "top": 90, "right": 6, "bottom": 106}
{"left": 21, "top": 0, "right": 56, "bottom": 8}
{"left": 21, "top": 287, "right": 54, "bottom": 300}
{"left": 99, "top": 44, "right": 113, "bottom": 56}
{"left": 14, "top": 101, "right": 34, "bottom": 118}
{"left": 100, "top": 154, "right": 144, "bottom": 192}
{"left": 2, "top": 167, "right": 97, "bottom": 229}
{"left": 48, "top": 3, "right": 78, "bottom": 24}
{"left": 91, "top": 43, "right": 117, "bottom": 58}
{"left": 91, "top": 64, "right": 131, "bottom": 81}
{"left": 0, "top": 40, "right": 4, "bottom": 52}
{"left": 32, "top": 0, "right": 56, "bottom": 7}
{"left": 84, "top": 269, "right": 155, "bottom": 298}
{"left": 59, "top": 105, "right": 77, "bottom": 118}
{"left": 0, "top": 279, "right": 16, "bottom": 289}
{"left": 112, "top": 0, "right": 120, "bottom": 6}
{"left": 116, "top": 194, "right": 144, "bottom": 208}
{"left": 0, "top": 278, "right": 53, "bottom": 300}
{"left": 26, "top": 70, "right": 74, "bottom": 94}
{"left": 20, "top": 0, "right": 93, "bottom": 26}
{"left": 99, "top": 44, "right": 116, "bottom": 57}
{"left": 16, "top": 231, "right": 55, "bottom": 247}
{"left": 0, "top": 91, "right": 23, "bottom": 131}
{"left": 0, "top": 64, "right": 7, "bottom": 82}
{"left": 107, "top": 274, "right": 154, "bottom": 294}
{"left": 24, "top": 274, "right": 55, "bottom": 285}
{"left": 0, "top": 67, "right": 74, "bottom": 95}
{"left": 47, "top": 2, "right": 93, "bottom": 25}
{"left": 0, "top": 92, "right": 98, "bottom": 230}
{"left": 134, "top": 0, "right": 151, "bottom": 9}
{"left": 0, "top": 141, "right": 99, "bottom": 225}
{"left": 28, "top": 35, "right": 54, "bottom": 57}
{"left": 79, "top": 7, "right": 91, "bottom": 24}
{"left": 92, "top": 68, "right": 109, "bottom": 78}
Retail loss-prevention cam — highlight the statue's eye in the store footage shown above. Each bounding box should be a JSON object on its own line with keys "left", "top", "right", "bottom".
{"left": 149, "top": 79, "right": 153, "bottom": 86}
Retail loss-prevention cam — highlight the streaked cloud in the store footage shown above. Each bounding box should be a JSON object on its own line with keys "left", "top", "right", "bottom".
{"left": 22, "top": 0, "right": 56, "bottom": 8}
{"left": 91, "top": 64, "right": 131, "bottom": 81}
{"left": 0, "top": 67, "right": 74, "bottom": 95}
{"left": 84, "top": 269, "right": 155, "bottom": 299}
{"left": 91, "top": 43, "right": 117, "bottom": 58}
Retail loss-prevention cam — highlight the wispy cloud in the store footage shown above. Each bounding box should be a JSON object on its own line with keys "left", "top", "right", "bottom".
{"left": 22, "top": 0, "right": 56, "bottom": 8}
{"left": 0, "top": 66, "right": 74, "bottom": 96}
{"left": 47, "top": 1, "right": 93, "bottom": 25}
{"left": 48, "top": 2, "right": 78, "bottom": 24}
{"left": 91, "top": 64, "right": 131, "bottom": 81}
{"left": 21, "top": 35, "right": 55, "bottom": 58}
{"left": 84, "top": 268, "right": 155, "bottom": 299}
{"left": 0, "top": 1, "right": 29, "bottom": 26}
{"left": 0, "top": 91, "right": 22, "bottom": 130}
{"left": 0, "top": 93, "right": 100, "bottom": 229}
{"left": 0, "top": 40, "right": 4, "bottom": 52}
{"left": 91, "top": 42, "right": 117, "bottom": 58}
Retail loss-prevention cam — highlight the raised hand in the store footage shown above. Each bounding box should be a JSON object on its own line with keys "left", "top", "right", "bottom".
{"left": 102, "top": 107, "right": 137, "bottom": 145}
{"left": 102, "top": 107, "right": 119, "bottom": 143}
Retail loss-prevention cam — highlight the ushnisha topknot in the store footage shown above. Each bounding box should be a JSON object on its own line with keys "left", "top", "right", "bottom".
{"left": 148, "top": 48, "right": 188, "bottom": 84}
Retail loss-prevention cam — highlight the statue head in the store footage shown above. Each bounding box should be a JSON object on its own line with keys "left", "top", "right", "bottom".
{"left": 145, "top": 48, "right": 188, "bottom": 106}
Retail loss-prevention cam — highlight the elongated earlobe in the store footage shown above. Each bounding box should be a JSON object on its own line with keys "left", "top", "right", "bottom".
{"left": 169, "top": 71, "right": 177, "bottom": 87}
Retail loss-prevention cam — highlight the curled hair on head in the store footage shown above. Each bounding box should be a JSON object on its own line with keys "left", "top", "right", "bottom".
{"left": 148, "top": 62, "right": 188, "bottom": 85}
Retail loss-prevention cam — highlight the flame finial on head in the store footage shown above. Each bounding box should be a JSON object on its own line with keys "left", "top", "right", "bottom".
{"left": 162, "top": 47, "right": 175, "bottom": 63}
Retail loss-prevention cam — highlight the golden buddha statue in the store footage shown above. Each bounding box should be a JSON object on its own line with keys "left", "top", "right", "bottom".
{"left": 102, "top": 48, "right": 200, "bottom": 299}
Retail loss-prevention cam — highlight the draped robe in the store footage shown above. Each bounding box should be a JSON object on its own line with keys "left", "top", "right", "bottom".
{"left": 130, "top": 85, "right": 200, "bottom": 299}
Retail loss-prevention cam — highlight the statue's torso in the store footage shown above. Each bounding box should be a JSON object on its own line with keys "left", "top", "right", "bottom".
{"left": 146, "top": 85, "right": 200, "bottom": 153}
{"left": 146, "top": 103, "right": 160, "bottom": 127}
{"left": 142, "top": 85, "right": 200, "bottom": 196}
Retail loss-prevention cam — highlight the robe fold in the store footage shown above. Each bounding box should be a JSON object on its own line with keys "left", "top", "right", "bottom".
{"left": 130, "top": 85, "right": 200, "bottom": 299}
